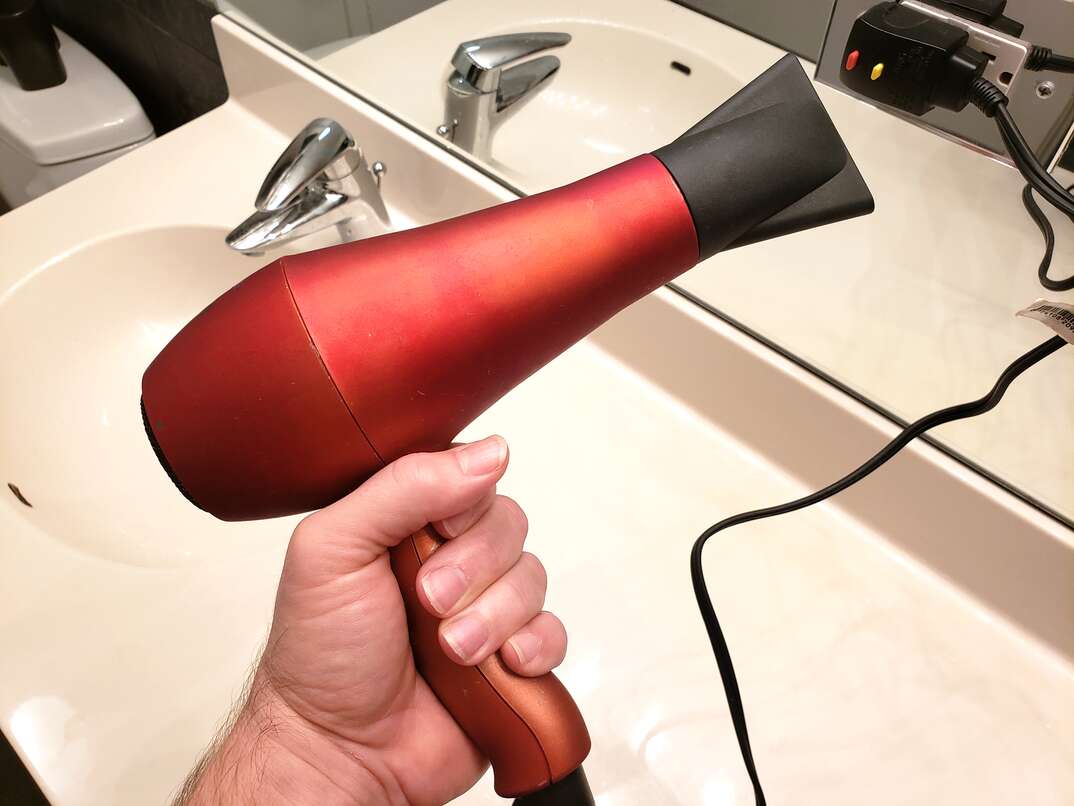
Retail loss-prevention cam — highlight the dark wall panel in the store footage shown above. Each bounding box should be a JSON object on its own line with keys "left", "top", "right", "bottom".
{"left": 40, "top": 0, "right": 227, "bottom": 134}
{"left": 0, "top": 728, "right": 48, "bottom": 806}
{"left": 672, "top": 0, "right": 834, "bottom": 60}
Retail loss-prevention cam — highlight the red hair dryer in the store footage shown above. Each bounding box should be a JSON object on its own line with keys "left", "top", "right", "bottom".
{"left": 142, "top": 56, "right": 871, "bottom": 801}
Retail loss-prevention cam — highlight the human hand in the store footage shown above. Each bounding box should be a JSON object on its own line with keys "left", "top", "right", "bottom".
{"left": 176, "top": 436, "right": 567, "bottom": 806}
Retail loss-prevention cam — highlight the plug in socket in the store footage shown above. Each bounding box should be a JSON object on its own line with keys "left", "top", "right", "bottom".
{"left": 903, "top": 0, "right": 1027, "bottom": 94}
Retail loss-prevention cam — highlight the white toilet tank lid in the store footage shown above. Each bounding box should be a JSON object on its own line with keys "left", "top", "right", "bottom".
{"left": 0, "top": 28, "right": 155, "bottom": 165}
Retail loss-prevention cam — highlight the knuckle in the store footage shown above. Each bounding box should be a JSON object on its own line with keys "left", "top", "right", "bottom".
{"left": 520, "top": 551, "right": 547, "bottom": 590}
{"left": 540, "top": 610, "right": 564, "bottom": 633}
{"left": 389, "top": 453, "right": 437, "bottom": 492}
{"left": 493, "top": 556, "right": 542, "bottom": 616}
{"left": 503, "top": 553, "right": 546, "bottom": 611}
{"left": 503, "top": 576, "right": 532, "bottom": 614}
{"left": 550, "top": 634, "right": 568, "bottom": 666}
{"left": 290, "top": 515, "right": 321, "bottom": 548}
{"left": 487, "top": 500, "right": 528, "bottom": 568}
{"left": 496, "top": 495, "right": 529, "bottom": 537}
{"left": 539, "top": 612, "right": 568, "bottom": 663}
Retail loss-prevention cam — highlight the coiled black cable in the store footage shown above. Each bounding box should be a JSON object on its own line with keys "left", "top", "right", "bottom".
{"left": 1022, "top": 183, "right": 1074, "bottom": 291}
{"left": 969, "top": 78, "right": 1074, "bottom": 220}
{"left": 691, "top": 334, "right": 1068, "bottom": 806}
{"left": 968, "top": 77, "right": 1074, "bottom": 290}
{"left": 995, "top": 104, "right": 1074, "bottom": 218}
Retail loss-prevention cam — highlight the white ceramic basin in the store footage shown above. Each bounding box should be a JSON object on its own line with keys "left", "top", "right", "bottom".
{"left": 0, "top": 227, "right": 306, "bottom": 567}
{"left": 319, "top": 0, "right": 747, "bottom": 190}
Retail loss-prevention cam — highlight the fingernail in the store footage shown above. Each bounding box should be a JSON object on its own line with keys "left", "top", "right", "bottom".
{"left": 436, "top": 512, "right": 468, "bottom": 539}
{"left": 442, "top": 615, "right": 489, "bottom": 661}
{"left": 455, "top": 436, "right": 506, "bottom": 476}
{"left": 506, "top": 631, "right": 542, "bottom": 665}
{"left": 422, "top": 566, "right": 467, "bottom": 615}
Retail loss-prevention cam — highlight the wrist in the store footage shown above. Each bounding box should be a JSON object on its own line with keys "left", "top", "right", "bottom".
{"left": 177, "top": 672, "right": 402, "bottom": 806}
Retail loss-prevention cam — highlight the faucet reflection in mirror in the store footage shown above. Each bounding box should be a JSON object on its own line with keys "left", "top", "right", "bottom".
{"left": 226, "top": 118, "right": 390, "bottom": 254}
{"left": 438, "top": 32, "right": 570, "bottom": 161}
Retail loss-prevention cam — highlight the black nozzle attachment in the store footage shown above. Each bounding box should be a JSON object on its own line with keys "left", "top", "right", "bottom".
{"left": 0, "top": 0, "right": 66, "bottom": 91}
{"left": 652, "top": 54, "right": 873, "bottom": 260}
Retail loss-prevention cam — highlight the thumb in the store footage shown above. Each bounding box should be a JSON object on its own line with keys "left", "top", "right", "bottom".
{"left": 294, "top": 435, "right": 509, "bottom": 569}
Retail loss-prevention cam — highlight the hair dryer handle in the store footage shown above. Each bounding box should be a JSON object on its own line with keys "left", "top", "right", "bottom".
{"left": 389, "top": 526, "right": 591, "bottom": 798}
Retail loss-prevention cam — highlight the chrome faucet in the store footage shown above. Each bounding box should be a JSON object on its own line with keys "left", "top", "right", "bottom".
{"left": 437, "top": 32, "right": 570, "bottom": 161}
{"left": 226, "top": 118, "right": 390, "bottom": 254}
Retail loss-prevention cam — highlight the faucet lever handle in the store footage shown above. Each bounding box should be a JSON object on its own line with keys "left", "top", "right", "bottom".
{"left": 255, "top": 118, "right": 358, "bottom": 212}
{"left": 451, "top": 32, "right": 570, "bottom": 92}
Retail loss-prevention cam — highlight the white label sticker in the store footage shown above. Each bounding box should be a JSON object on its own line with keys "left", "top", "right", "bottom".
{"left": 1016, "top": 299, "right": 1074, "bottom": 346}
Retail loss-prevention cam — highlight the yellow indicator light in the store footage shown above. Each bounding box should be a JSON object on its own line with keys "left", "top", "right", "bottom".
{"left": 870, "top": 63, "right": 884, "bottom": 81}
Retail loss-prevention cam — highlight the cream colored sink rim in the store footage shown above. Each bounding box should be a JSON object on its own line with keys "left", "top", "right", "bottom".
{"left": 0, "top": 16, "right": 1072, "bottom": 806}
{"left": 0, "top": 226, "right": 302, "bottom": 567}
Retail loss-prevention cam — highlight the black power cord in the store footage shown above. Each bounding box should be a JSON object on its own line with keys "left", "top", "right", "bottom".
{"left": 690, "top": 334, "right": 1068, "bottom": 806}
{"left": 969, "top": 78, "right": 1074, "bottom": 219}
{"left": 1022, "top": 183, "right": 1074, "bottom": 292}
{"left": 1026, "top": 45, "right": 1074, "bottom": 75}
{"left": 968, "top": 78, "right": 1074, "bottom": 291}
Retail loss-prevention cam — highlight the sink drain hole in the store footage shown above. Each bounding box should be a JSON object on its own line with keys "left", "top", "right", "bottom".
{"left": 670, "top": 60, "right": 692, "bottom": 76}
{"left": 7, "top": 483, "right": 31, "bottom": 508}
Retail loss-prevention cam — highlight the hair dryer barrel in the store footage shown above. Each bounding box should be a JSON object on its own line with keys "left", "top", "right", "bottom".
{"left": 142, "top": 154, "right": 698, "bottom": 519}
{"left": 142, "top": 55, "right": 871, "bottom": 522}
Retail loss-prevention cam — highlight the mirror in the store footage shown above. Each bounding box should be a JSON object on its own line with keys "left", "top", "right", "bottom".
{"left": 215, "top": 0, "right": 444, "bottom": 56}
{"left": 217, "top": 0, "right": 1074, "bottom": 526}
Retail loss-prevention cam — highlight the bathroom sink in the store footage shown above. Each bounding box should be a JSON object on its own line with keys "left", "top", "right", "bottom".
{"left": 0, "top": 227, "right": 308, "bottom": 567}
{"left": 318, "top": 0, "right": 749, "bottom": 189}
{"left": 0, "top": 215, "right": 376, "bottom": 569}
{"left": 2, "top": 17, "right": 1072, "bottom": 806}
{"left": 0, "top": 23, "right": 479, "bottom": 571}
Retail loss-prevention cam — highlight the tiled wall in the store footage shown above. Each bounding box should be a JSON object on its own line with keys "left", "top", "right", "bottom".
{"left": 672, "top": 0, "right": 833, "bottom": 60}
{"left": 40, "top": 0, "right": 227, "bottom": 135}
{"left": 36, "top": 0, "right": 444, "bottom": 135}
{"left": 219, "top": 0, "right": 442, "bottom": 51}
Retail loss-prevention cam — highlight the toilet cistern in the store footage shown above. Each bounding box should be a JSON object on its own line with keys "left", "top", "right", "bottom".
{"left": 0, "top": 28, "right": 154, "bottom": 207}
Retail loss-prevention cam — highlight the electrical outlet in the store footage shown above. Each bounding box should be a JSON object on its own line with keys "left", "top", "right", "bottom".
{"left": 816, "top": 0, "right": 1074, "bottom": 163}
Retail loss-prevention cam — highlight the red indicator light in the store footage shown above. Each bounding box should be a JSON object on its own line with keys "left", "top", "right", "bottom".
{"left": 845, "top": 50, "right": 860, "bottom": 70}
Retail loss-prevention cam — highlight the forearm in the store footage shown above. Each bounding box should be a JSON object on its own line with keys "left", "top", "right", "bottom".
{"left": 175, "top": 673, "right": 397, "bottom": 806}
